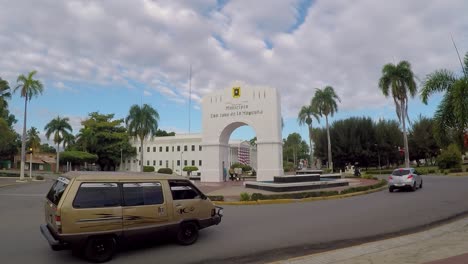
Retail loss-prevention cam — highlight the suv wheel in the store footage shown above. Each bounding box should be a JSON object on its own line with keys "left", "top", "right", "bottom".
{"left": 411, "top": 182, "right": 417, "bottom": 192}
{"left": 84, "top": 236, "right": 116, "bottom": 263}
{"left": 177, "top": 222, "right": 199, "bottom": 245}
{"left": 388, "top": 187, "right": 394, "bottom": 193}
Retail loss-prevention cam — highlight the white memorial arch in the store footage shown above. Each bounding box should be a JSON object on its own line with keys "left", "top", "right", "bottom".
{"left": 201, "top": 83, "right": 284, "bottom": 182}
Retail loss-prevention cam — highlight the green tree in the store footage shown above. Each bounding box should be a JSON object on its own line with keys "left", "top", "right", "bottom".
{"left": 62, "top": 132, "right": 75, "bottom": 151}
{"left": 77, "top": 112, "right": 135, "bottom": 170}
{"left": 59, "top": 151, "right": 98, "bottom": 169}
{"left": 26, "top": 127, "right": 41, "bottom": 153}
{"left": 408, "top": 116, "right": 440, "bottom": 165}
{"left": 283, "top": 133, "right": 309, "bottom": 167}
{"left": 375, "top": 119, "right": 404, "bottom": 167}
{"left": 0, "top": 119, "right": 17, "bottom": 158}
{"left": 14, "top": 70, "right": 44, "bottom": 180}
{"left": 155, "top": 129, "right": 176, "bottom": 137}
{"left": 378, "top": 60, "right": 417, "bottom": 168}
{"left": 39, "top": 143, "right": 56, "bottom": 154}
{"left": 298, "top": 104, "right": 320, "bottom": 168}
{"left": 44, "top": 116, "right": 73, "bottom": 173}
{"left": 126, "top": 104, "right": 160, "bottom": 172}
{"left": 0, "top": 77, "right": 11, "bottom": 112}
{"left": 420, "top": 52, "right": 468, "bottom": 151}
{"left": 311, "top": 86, "right": 341, "bottom": 170}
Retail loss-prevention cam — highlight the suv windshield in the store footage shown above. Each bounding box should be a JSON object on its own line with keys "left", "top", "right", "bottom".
{"left": 46, "top": 177, "right": 69, "bottom": 206}
{"left": 392, "top": 169, "right": 411, "bottom": 176}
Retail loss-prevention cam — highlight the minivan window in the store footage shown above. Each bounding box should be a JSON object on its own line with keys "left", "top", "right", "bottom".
{"left": 169, "top": 181, "right": 202, "bottom": 200}
{"left": 46, "top": 177, "right": 70, "bottom": 206}
{"left": 73, "top": 183, "right": 121, "bottom": 208}
{"left": 392, "top": 169, "right": 411, "bottom": 176}
{"left": 123, "top": 182, "right": 164, "bottom": 206}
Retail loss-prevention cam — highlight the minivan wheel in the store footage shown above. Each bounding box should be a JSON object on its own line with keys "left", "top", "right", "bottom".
{"left": 176, "top": 222, "right": 199, "bottom": 246}
{"left": 84, "top": 236, "right": 116, "bottom": 263}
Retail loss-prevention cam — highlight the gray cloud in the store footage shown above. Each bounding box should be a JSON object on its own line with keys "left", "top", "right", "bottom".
{"left": 0, "top": 0, "right": 467, "bottom": 119}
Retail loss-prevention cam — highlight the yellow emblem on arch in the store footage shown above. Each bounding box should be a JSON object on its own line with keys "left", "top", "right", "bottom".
{"left": 232, "top": 87, "right": 241, "bottom": 98}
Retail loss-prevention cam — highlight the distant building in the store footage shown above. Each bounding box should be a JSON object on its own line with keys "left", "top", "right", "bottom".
{"left": 124, "top": 134, "right": 257, "bottom": 175}
{"left": 13, "top": 153, "right": 56, "bottom": 172}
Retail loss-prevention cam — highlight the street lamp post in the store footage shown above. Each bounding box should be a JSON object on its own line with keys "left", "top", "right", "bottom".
{"left": 180, "top": 152, "right": 184, "bottom": 176}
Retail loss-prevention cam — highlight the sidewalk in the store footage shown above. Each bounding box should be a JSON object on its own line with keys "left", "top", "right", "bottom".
{"left": 271, "top": 216, "right": 468, "bottom": 264}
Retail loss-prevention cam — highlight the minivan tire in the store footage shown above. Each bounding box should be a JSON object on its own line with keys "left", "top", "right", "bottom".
{"left": 176, "top": 222, "right": 199, "bottom": 246}
{"left": 84, "top": 236, "right": 116, "bottom": 263}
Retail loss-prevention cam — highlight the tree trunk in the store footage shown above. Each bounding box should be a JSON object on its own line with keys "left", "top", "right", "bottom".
{"left": 56, "top": 142, "right": 60, "bottom": 173}
{"left": 140, "top": 139, "right": 144, "bottom": 172}
{"left": 326, "top": 115, "right": 333, "bottom": 170}
{"left": 308, "top": 125, "right": 313, "bottom": 169}
{"left": 19, "top": 95, "right": 28, "bottom": 181}
{"left": 401, "top": 101, "right": 410, "bottom": 168}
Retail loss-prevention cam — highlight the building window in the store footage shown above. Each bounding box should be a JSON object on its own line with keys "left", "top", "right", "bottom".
{"left": 172, "top": 146, "right": 174, "bottom": 152}
{"left": 138, "top": 160, "right": 141, "bottom": 165}
{"left": 177, "top": 160, "right": 180, "bottom": 166}
{"left": 199, "top": 145, "right": 202, "bottom": 151}
{"left": 153, "top": 147, "right": 156, "bottom": 152}
{"left": 177, "top": 146, "right": 180, "bottom": 152}
{"left": 199, "top": 160, "right": 202, "bottom": 166}
{"left": 159, "top": 146, "right": 162, "bottom": 152}
{"left": 191, "top": 160, "right": 195, "bottom": 166}
{"left": 159, "top": 160, "right": 162, "bottom": 166}
{"left": 146, "top": 160, "right": 149, "bottom": 166}
{"left": 184, "top": 160, "right": 187, "bottom": 166}
{"left": 153, "top": 160, "right": 156, "bottom": 166}
{"left": 147, "top": 147, "right": 150, "bottom": 152}
{"left": 191, "top": 145, "right": 195, "bottom": 151}
{"left": 184, "top": 145, "right": 187, "bottom": 151}
{"left": 166, "top": 146, "right": 169, "bottom": 152}
{"left": 138, "top": 147, "right": 141, "bottom": 152}
{"left": 166, "top": 160, "right": 169, "bottom": 168}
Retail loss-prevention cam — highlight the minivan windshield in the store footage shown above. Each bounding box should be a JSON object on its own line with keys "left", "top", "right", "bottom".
{"left": 46, "top": 177, "right": 69, "bottom": 206}
{"left": 392, "top": 169, "right": 411, "bottom": 176}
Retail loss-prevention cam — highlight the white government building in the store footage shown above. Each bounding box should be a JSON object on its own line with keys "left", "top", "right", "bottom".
{"left": 122, "top": 134, "right": 257, "bottom": 176}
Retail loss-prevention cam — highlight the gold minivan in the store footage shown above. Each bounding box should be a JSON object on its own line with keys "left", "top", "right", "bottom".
{"left": 40, "top": 172, "right": 223, "bottom": 262}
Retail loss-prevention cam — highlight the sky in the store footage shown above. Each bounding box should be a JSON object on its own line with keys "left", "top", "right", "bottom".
{"left": 1, "top": 0, "right": 467, "bottom": 144}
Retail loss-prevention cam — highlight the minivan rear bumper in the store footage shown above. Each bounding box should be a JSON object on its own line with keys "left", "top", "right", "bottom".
{"left": 40, "top": 224, "right": 65, "bottom": 247}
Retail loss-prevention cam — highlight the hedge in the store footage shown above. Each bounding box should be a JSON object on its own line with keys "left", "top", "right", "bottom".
{"left": 157, "top": 168, "right": 173, "bottom": 174}
{"left": 143, "top": 166, "right": 155, "bottom": 172}
{"left": 207, "top": 195, "right": 224, "bottom": 201}
{"left": 437, "top": 144, "right": 462, "bottom": 169}
{"left": 247, "top": 179, "right": 387, "bottom": 201}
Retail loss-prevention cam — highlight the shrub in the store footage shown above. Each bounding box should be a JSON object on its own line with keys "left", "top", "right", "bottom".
{"left": 231, "top": 162, "right": 252, "bottom": 172}
{"left": 249, "top": 191, "right": 339, "bottom": 201}
{"left": 207, "top": 195, "right": 224, "bottom": 201}
{"left": 323, "top": 168, "right": 333, "bottom": 173}
{"left": 361, "top": 174, "right": 377, "bottom": 180}
{"left": 240, "top": 192, "right": 251, "bottom": 201}
{"left": 143, "top": 166, "right": 155, "bottom": 172}
{"left": 428, "top": 169, "right": 436, "bottom": 174}
{"left": 437, "top": 144, "right": 462, "bottom": 169}
{"left": 417, "top": 168, "right": 428, "bottom": 175}
{"left": 340, "top": 179, "right": 387, "bottom": 194}
{"left": 449, "top": 168, "right": 463, "bottom": 173}
{"left": 157, "top": 168, "right": 173, "bottom": 174}
{"left": 183, "top": 166, "right": 198, "bottom": 176}
{"left": 35, "top": 175, "right": 44, "bottom": 180}
{"left": 283, "top": 162, "right": 294, "bottom": 172}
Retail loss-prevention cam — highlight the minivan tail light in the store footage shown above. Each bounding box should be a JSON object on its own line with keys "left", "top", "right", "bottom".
{"left": 407, "top": 175, "right": 413, "bottom": 179}
{"left": 55, "top": 215, "right": 62, "bottom": 233}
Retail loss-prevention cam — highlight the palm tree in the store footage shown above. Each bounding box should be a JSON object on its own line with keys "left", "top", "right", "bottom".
{"left": 0, "top": 77, "right": 11, "bottom": 111}
{"left": 44, "top": 116, "right": 73, "bottom": 173}
{"left": 379, "top": 60, "right": 417, "bottom": 168}
{"left": 311, "top": 86, "right": 341, "bottom": 170}
{"left": 421, "top": 52, "right": 468, "bottom": 151}
{"left": 298, "top": 104, "right": 320, "bottom": 168}
{"left": 26, "top": 127, "right": 41, "bottom": 153}
{"left": 62, "top": 132, "right": 75, "bottom": 151}
{"left": 76, "top": 127, "right": 96, "bottom": 152}
{"left": 126, "top": 104, "right": 159, "bottom": 172}
{"left": 14, "top": 71, "right": 44, "bottom": 181}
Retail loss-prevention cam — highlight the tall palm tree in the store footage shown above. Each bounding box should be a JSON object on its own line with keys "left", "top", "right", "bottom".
{"left": 76, "top": 127, "right": 97, "bottom": 152}
{"left": 379, "top": 60, "right": 417, "bottom": 168}
{"left": 62, "top": 132, "right": 75, "bottom": 151}
{"left": 311, "top": 86, "right": 341, "bottom": 170}
{"left": 26, "top": 127, "right": 41, "bottom": 153}
{"left": 44, "top": 116, "right": 73, "bottom": 173}
{"left": 421, "top": 52, "right": 468, "bottom": 151}
{"left": 126, "top": 104, "right": 159, "bottom": 172}
{"left": 14, "top": 71, "right": 44, "bottom": 181}
{"left": 298, "top": 104, "right": 320, "bottom": 168}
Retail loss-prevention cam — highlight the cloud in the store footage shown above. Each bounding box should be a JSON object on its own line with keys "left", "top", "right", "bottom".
{"left": 54, "top": 81, "right": 75, "bottom": 92}
{"left": 143, "top": 90, "right": 152, "bottom": 97}
{"left": 1, "top": 0, "right": 467, "bottom": 119}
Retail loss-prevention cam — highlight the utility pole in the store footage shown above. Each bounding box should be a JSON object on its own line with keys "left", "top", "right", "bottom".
{"left": 29, "top": 148, "right": 32, "bottom": 179}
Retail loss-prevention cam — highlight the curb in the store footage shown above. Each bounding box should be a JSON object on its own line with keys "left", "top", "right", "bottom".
{"left": 213, "top": 185, "right": 387, "bottom": 206}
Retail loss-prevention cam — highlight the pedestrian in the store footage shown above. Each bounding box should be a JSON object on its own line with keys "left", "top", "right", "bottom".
{"left": 229, "top": 167, "right": 234, "bottom": 181}
{"left": 223, "top": 167, "right": 227, "bottom": 182}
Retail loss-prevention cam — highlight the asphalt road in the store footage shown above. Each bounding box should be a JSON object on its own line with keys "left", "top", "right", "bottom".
{"left": 1, "top": 176, "right": 468, "bottom": 264}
